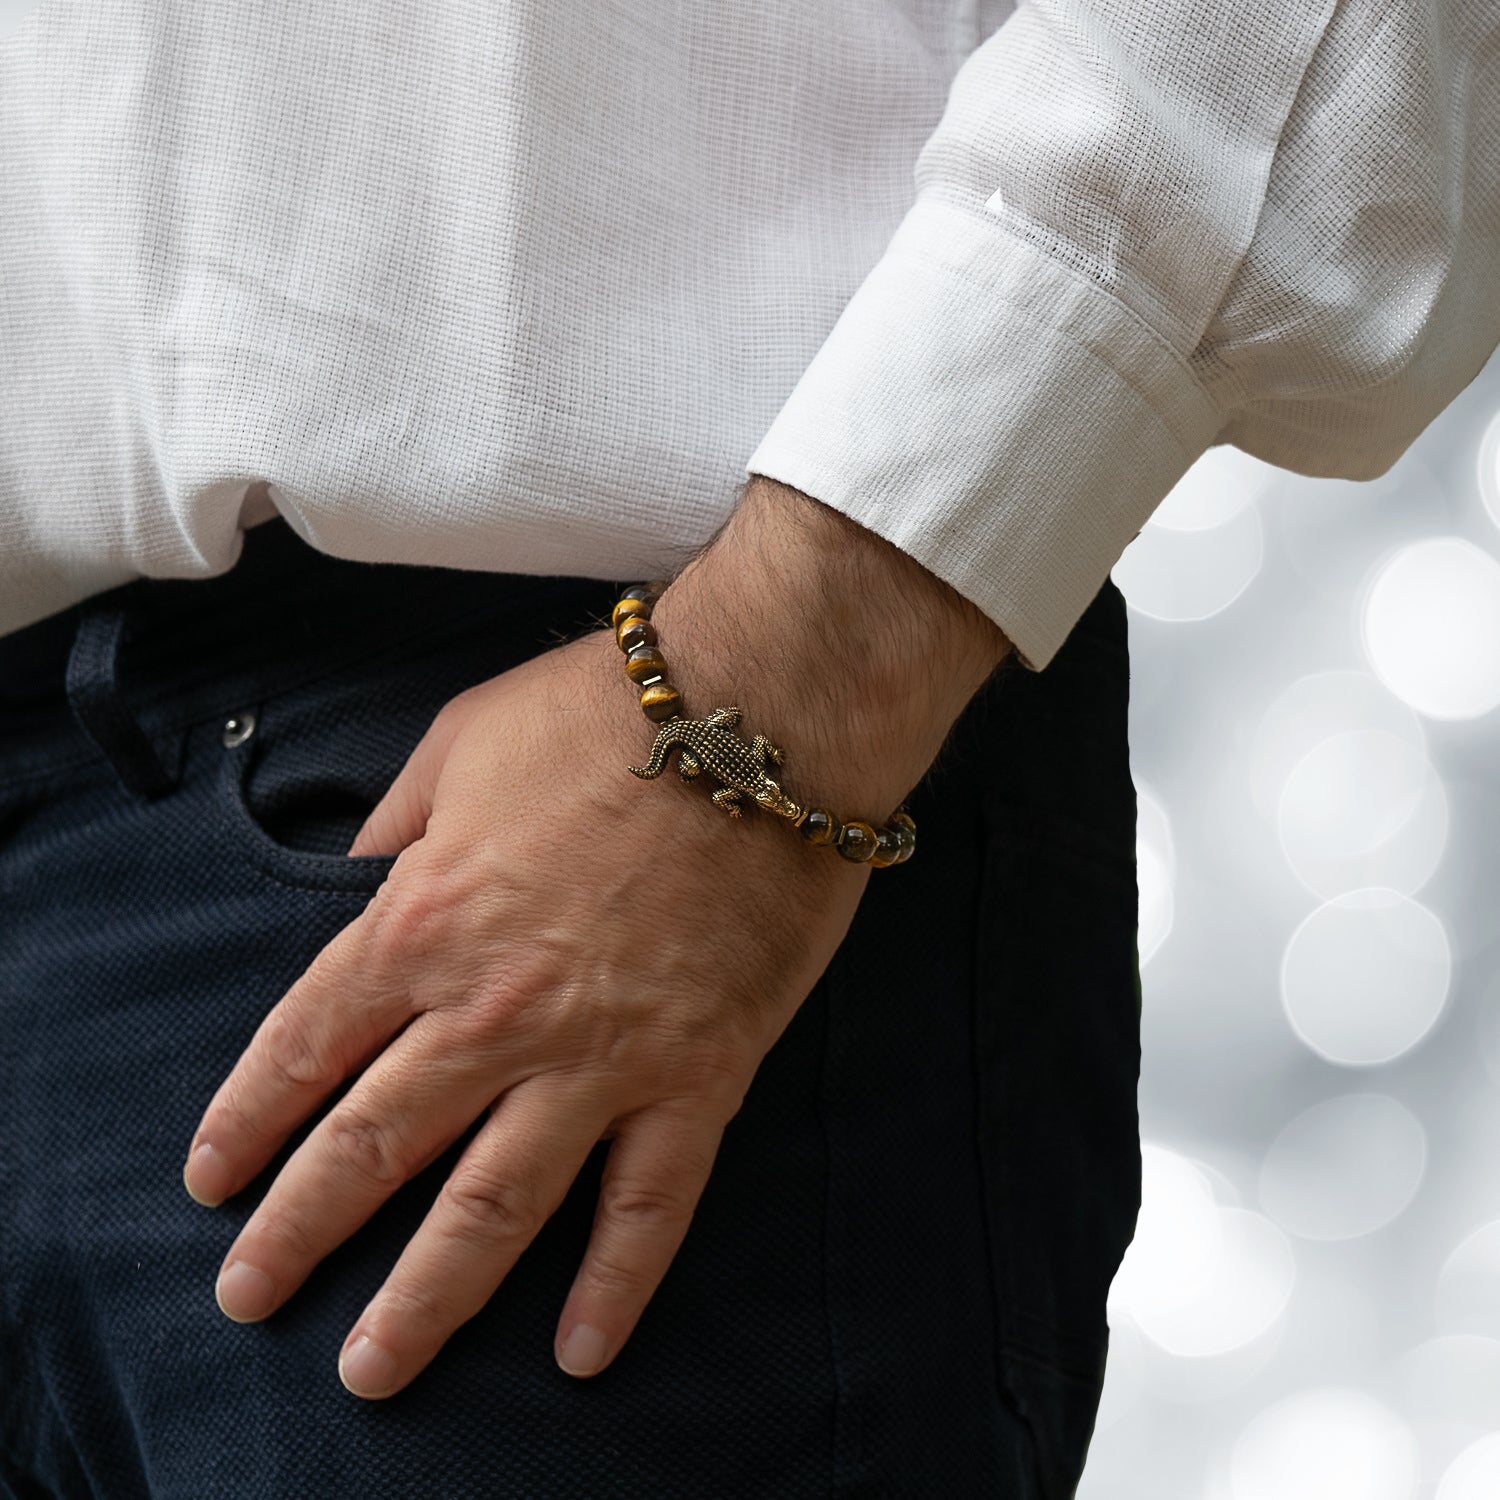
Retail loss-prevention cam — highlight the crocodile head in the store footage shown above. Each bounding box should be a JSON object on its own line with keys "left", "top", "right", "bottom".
{"left": 752, "top": 779, "right": 804, "bottom": 821}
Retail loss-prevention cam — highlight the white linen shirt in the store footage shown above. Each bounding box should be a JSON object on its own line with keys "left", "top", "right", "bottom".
{"left": 1, "top": 0, "right": 1496, "bottom": 669}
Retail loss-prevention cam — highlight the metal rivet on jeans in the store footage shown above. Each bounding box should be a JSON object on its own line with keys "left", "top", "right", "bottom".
{"left": 221, "top": 711, "right": 257, "bottom": 749}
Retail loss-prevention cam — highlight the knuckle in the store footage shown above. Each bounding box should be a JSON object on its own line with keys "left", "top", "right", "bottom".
{"left": 326, "top": 1110, "right": 410, "bottom": 1190}
{"left": 604, "top": 1181, "right": 689, "bottom": 1236}
{"left": 380, "top": 1274, "right": 452, "bottom": 1329}
{"left": 441, "top": 1169, "right": 539, "bottom": 1245}
{"left": 209, "top": 1088, "right": 263, "bottom": 1150}
{"left": 365, "top": 868, "right": 455, "bottom": 966}
{"left": 583, "top": 1245, "right": 654, "bottom": 1300}
{"left": 668, "top": 1044, "right": 750, "bottom": 1125}
{"left": 261, "top": 1007, "right": 336, "bottom": 1092}
{"left": 459, "top": 967, "right": 535, "bottom": 1033}
{"left": 581, "top": 1179, "right": 698, "bottom": 1299}
{"left": 252, "top": 1204, "right": 322, "bottom": 1264}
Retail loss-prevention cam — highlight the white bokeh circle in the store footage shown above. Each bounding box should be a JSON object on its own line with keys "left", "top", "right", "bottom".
{"left": 1136, "top": 1207, "right": 1295, "bottom": 1359}
{"left": 1135, "top": 782, "right": 1175, "bottom": 967}
{"left": 1388, "top": 1334, "right": 1500, "bottom": 1483}
{"left": 1276, "top": 729, "right": 1448, "bottom": 897}
{"left": 1110, "top": 1146, "right": 1294, "bottom": 1359}
{"left": 1231, "top": 1390, "right": 1419, "bottom": 1500}
{"left": 1393, "top": 1335, "right": 1500, "bottom": 1426}
{"left": 1361, "top": 537, "right": 1500, "bottom": 719}
{"left": 1112, "top": 500, "right": 1264, "bottom": 622}
{"left": 1248, "top": 671, "right": 1427, "bottom": 824}
{"left": 1437, "top": 1435, "right": 1500, "bottom": 1500}
{"left": 1436, "top": 1222, "right": 1500, "bottom": 1340}
{"left": 1109, "top": 1146, "right": 1219, "bottom": 1327}
{"left": 1478, "top": 408, "right": 1500, "bottom": 533}
{"left": 1258, "top": 1093, "right": 1426, "bottom": 1241}
{"left": 1151, "top": 445, "right": 1282, "bottom": 531}
{"left": 1279, "top": 889, "right": 1451, "bottom": 1066}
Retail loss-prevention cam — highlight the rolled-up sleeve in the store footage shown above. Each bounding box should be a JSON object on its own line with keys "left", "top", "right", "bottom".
{"left": 746, "top": 0, "right": 1500, "bottom": 671}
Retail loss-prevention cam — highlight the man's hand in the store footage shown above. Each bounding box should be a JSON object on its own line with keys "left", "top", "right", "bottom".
{"left": 181, "top": 476, "right": 1013, "bottom": 1398}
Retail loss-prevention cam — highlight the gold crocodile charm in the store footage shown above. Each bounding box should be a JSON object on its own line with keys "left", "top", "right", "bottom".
{"left": 626, "top": 705, "right": 804, "bottom": 821}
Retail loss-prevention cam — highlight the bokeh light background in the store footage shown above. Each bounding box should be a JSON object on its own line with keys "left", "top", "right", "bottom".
{"left": 1080, "top": 343, "right": 1500, "bottom": 1498}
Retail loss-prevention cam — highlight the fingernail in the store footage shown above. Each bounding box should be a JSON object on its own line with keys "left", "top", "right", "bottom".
{"left": 216, "top": 1260, "right": 276, "bottom": 1322}
{"left": 557, "top": 1323, "right": 609, "bottom": 1377}
{"left": 340, "top": 1335, "right": 400, "bottom": 1399}
{"left": 183, "top": 1142, "right": 231, "bottom": 1207}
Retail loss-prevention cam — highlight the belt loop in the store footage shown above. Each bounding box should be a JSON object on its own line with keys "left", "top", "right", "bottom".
{"left": 64, "top": 603, "right": 178, "bottom": 800}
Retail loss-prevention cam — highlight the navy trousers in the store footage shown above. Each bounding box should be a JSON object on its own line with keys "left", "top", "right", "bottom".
{"left": 0, "top": 519, "right": 1141, "bottom": 1498}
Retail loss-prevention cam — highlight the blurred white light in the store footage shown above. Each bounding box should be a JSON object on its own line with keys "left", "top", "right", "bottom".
{"left": 1111, "top": 1146, "right": 1294, "bottom": 1359}
{"left": 1276, "top": 730, "right": 1448, "bottom": 897}
{"left": 1151, "top": 445, "right": 1282, "bottom": 532}
{"left": 1091, "top": 1318, "right": 1145, "bottom": 1436}
{"left": 1436, "top": 1222, "right": 1500, "bottom": 1340}
{"left": 1278, "top": 454, "right": 1439, "bottom": 600}
{"left": 1112, "top": 500, "right": 1263, "bottom": 621}
{"left": 1231, "top": 1390, "right": 1419, "bottom": 1500}
{"left": 1280, "top": 889, "right": 1451, "bottom": 1066}
{"left": 1361, "top": 537, "right": 1500, "bottom": 719}
{"left": 1258, "top": 1094, "right": 1427, "bottom": 1241}
{"left": 1437, "top": 1434, "right": 1500, "bottom": 1500}
{"left": 1139, "top": 1208, "right": 1295, "bottom": 1359}
{"left": 1478, "top": 409, "right": 1500, "bottom": 533}
{"left": 1248, "top": 672, "right": 1427, "bottom": 824}
{"left": 1389, "top": 1335, "right": 1500, "bottom": 1480}
{"left": 1109, "top": 1146, "right": 1219, "bottom": 1325}
{"left": 1135, "top": 783, "right": 1175, "bottom": 966}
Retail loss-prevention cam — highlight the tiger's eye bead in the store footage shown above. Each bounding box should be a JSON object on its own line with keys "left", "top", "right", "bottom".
{"left": 624, "top": 645, "right": 668, "bottom": 683}
{"left": 799, "top": 809, "right": 839, "bottom": 846}
{"left": 891, "top": 814, "right": 917, "bottom": 864}
{"left": 869, "top": 825, "right": 905, "bottom": 868}
{"left": 617, "top": 616, "right": 658, "bottom": 653}
{"left": 612, "top": 597, "right": 653, "bottom": 629}
{"left": 640, "top": 683, "right": 682, "bottom": 722}
{"left": 835, "top": 819, "right": 878, "bottom": 863}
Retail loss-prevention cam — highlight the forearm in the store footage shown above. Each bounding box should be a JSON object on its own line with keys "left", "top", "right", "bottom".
{"left": 647, "top": 476, "right": 1014, "bottom": 824}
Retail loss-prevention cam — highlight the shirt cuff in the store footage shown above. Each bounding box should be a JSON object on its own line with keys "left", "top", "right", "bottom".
{"left": 745, "top": 193, "right": 1227, "bottom": 672}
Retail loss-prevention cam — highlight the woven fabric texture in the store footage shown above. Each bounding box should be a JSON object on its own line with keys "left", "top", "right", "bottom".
{"left": 2, "top": 1, "right": 1495, "bottom": 669}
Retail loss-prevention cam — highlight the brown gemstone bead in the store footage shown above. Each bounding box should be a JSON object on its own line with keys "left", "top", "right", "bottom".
{"left": 869, "top": 825, "right": 905, "bottom": 868}
{"left": 612, "top": 596, "right": 653, "bottom": 629}
{"left": 835, "top": 819, "right": 878, "bottom": 862}
{"left": 640, "top": 683, "right": 682, "bottom": 722}
{"left": 624, "top": 645, "right": 668, "bottom": 683}
{"left": 799, "top": 809, "right": 839, "bottom": 846}
{"left": 891, "top": 813, "right": 917, "bottom": 864}
{"left": 616, "top": 616, "right": 658, "bottom": 653}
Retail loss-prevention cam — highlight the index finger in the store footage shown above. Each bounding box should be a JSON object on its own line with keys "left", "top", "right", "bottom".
{"left": 182, "top": 908, "right": 413, "bottom": 1206}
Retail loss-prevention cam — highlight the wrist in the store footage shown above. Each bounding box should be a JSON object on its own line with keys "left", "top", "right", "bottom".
{"left": 645, "top": 476, "right": 1012, "bottom": 819}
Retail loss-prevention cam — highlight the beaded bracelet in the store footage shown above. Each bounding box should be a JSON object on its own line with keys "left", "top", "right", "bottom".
{"left": 609, "top": 582, "right": 917, "bottom": 868}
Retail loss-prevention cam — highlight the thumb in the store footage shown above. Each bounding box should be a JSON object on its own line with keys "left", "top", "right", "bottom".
{"left": 346, "top": 701, "right": 468, "bottom": 857}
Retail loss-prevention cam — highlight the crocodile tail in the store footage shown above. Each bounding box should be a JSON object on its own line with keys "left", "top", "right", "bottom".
{"left": 626, "top": 730, "right": 673, "bottom": 779}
